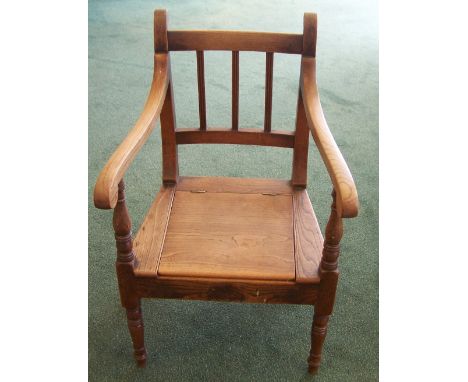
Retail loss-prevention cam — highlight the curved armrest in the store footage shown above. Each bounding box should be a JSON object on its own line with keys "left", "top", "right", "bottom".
{"left": 94, "top": 53, "right": 170, "bottom": 209}
{"left": 300, "top": 57, "right": 359, "bottom": 218}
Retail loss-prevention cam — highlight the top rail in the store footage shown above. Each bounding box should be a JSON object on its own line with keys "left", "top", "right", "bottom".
{"left": 167, "top": 30, "right": 303, "bottom": 54}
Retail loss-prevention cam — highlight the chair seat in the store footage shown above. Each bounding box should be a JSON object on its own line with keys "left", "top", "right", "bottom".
{"left": 134, "top": 176, "right": 323, "bottom": 283}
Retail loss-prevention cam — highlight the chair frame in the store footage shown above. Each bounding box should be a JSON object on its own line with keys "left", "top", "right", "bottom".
{"left": 94, "top": 9, "right": 358, "bottom": 374}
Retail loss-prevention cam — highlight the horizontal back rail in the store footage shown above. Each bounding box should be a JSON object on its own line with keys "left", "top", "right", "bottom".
{"left": 167, "top": 30, "right": 303, "bottom": 54}
{"left": 175, "top": 128, "right": 295, "bottom": 148}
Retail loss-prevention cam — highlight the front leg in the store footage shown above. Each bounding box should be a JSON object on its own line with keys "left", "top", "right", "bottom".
{"left": 308, "top": 314, "right": 330, "bottom": 373}
{"left": 126, "top": 303, "right": 147, "bottom": 367}
{"left": 308, "top": 189, "right": 342, "bottom": 374}
{"left": 114, "top": 180, "right": 147, "bottom": 367}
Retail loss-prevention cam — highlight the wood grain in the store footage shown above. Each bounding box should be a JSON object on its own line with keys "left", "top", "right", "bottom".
{"left": 175, "top": 127, "right": 295, "bottom": 147}
{"left": 168, "top": 30, "right": 303, "bottom": 54}
{"left": 264, "top": 52, "right": 274, "bottom": 132}
{"left": 94, "top": 53, "right": 169, "bottom": 209}
{"left": 293, "top": 189, "right": 323, "bottom": 283}
{"left": 133, "top": 185, "right": 176, "bottom": 276}
{"left": 93, "top": 9, "right": 360, "bottom": 374}
{"left": 158, "top": 191, "right": 295, "bottom": 281}
{"left": 176, "top": 176, "right": 293, "bottom": 194}
{"left": 135, "top": 276, "right": 318, "bottom": 305}
{"left": 300, "top": 56, "right": 359, "bottom": 218}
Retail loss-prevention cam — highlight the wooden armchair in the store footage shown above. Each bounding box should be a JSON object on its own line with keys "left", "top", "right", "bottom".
{"left": 94, "top": 9, "right": 358, "bottom": 374}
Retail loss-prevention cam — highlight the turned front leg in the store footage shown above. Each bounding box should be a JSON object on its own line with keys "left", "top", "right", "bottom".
{"left": 114, "top": 180, "right": 147, "bottom": 367}
{"left": 308, "top": 189, "right": 342, "bottom": 374}
{"left": 126, "top": 303, "right": 147, "bottom": 367}
{"left": 308, "top": 314, "right": 329, "bottom": 373}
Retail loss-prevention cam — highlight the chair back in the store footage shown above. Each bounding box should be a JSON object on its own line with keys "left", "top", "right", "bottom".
{"left": 155, "top": 10, "right": 317, "bottom": 187}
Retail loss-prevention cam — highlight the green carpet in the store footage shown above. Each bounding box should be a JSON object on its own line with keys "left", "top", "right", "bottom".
{"left": 89, "top": 0, "right": 378, "bottom": 380}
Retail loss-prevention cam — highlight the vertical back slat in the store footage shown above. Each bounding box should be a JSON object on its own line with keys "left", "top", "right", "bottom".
{"left": 196, "top": 51, "right": 207, "bottom": 130}
{"left": 232, "top": 51, "right": 239, "bottom": 130}
{"left": 264, "top": 52, "right": 274, "bottom": 132}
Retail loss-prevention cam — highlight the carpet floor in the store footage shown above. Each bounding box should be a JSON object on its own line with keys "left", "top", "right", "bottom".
{"left": 89, "top": 0, "right": 378, "bottom": 380}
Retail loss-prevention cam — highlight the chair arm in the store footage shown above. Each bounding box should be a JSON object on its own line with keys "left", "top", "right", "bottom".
{"left": 94, "top": 53, "right": 170, "bottom": 209}
{"left": 300, "top": 56, "right": 359, "bottom": 218}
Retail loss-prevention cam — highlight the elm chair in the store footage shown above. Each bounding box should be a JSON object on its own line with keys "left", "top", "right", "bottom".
{"left": 94, "top": 9, "right": 358, "bottom": 374}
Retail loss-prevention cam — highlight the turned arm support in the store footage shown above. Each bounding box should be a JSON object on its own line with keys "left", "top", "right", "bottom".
{"left": 94, "top": 53, "right": 170, "bottom": 209}
{"left": 300, "top": 56, "right": 359, "bottom": 218}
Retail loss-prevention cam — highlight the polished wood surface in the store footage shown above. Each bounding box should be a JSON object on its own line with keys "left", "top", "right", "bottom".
{"left": 135, "top": 276, "right": 318, "bottom": 305}
{"left": 196, "top": 50, "right": 207, "bottom": 130}
{"left": 113, "top": 181, "right": 147, "bottom": 366}
{"left": 168, "top": 30, "right": 303, "bottom": 54}
{"left": 308, "top": 190, "right": 342, "bottom": 373}
{"left": 94, "top": 9, "right": 359, "bottom": 375}
{"left": 159, "top": 190, "right": 295, "bottom": 281}
{"left": 302, "top": 13, "right": 317, "bottom": 57}
{"left": 290, "top": 14, "right": 314, "bottom": 189}
{"left": 175, "top": 127, "right": 295, "bottom": 147}
{"left": 264, "top": 52, "right": 274, "bottom": 132}
{"left": 291, "top": 90, "right": 310, "bottom": 187}
{"left": 133, "top": 177, "right": 322, "bottom": 284}
{"left": 300, "top": 56, "right": 358, "bottom": 218}
{"left": 154, "top": 9, "right": 168, "bottom": 52}
{"left": 175, "top": 176, "right": 293, "bottom": 195}
{"left": 160, "top": 67, "right": 179, "bottom": 183}
{"left": 113, "top": 181, "right": 134, "bottom": 264}
{"left": 155, "top": 9, "right": 178, "bottom": 183}
{"left": 126, "top": 305, "right": 147, "bottom": 367}
{"left": 308, "top": 314, "right": 328, "bottom": 374}
{"left": 133, "top": 185, "right": 175, "bottom": 276}
{"left": 232, "top": 51, "right": 239, "bottom": 130}
{"left": 293, "top": 189, "right": 323, "bottom": 283}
